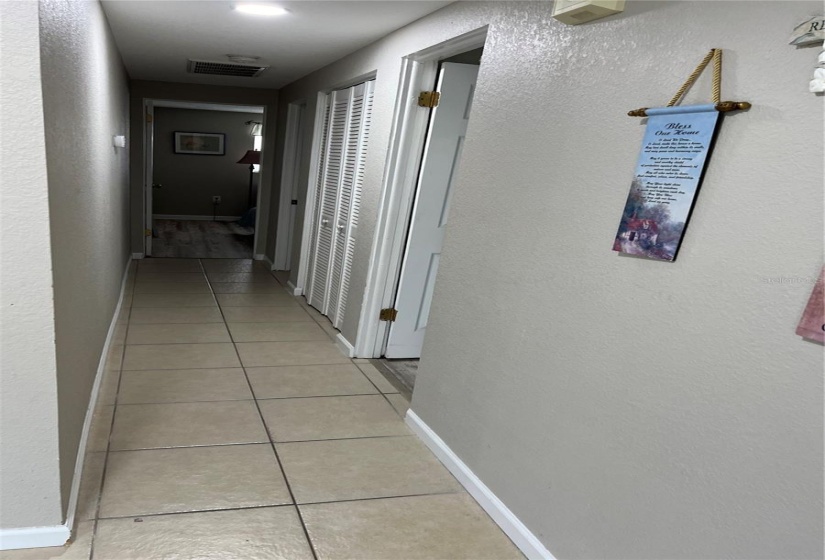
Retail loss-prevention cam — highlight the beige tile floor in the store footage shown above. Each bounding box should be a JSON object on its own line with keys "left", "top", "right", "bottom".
{"left": 0, "top": 259, "right": 522, "bottom": 560}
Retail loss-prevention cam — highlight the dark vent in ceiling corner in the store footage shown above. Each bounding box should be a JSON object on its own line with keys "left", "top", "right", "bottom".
{"left": 186, "top": 59, "right": 268, "bottom": 78}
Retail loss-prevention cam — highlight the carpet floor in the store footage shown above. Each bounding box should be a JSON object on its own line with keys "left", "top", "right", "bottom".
{"left": 151, "top": 219, "right": 254, "bottom": 259}
{"left": 377, "top": 359, "right": 418, "bottom": 392}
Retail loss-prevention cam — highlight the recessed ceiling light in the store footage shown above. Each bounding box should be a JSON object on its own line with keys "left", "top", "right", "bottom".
{"left": 234, "top": 3, "right": 288, "bottom": 16}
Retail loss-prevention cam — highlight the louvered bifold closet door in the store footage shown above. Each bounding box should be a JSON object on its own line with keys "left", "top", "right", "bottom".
{"left": 327, "top": 80, "right": 375, "bottom": 329}
{"left": 307, "top": 88, "right": 349, "bottom": 312}
{"left": 305, "top": 95, "right": 331, "bottom": 307}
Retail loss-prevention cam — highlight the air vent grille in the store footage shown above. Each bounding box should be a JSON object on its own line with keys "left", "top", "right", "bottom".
{"left": 186, "top": 59, "right": 268, "bottom": 78}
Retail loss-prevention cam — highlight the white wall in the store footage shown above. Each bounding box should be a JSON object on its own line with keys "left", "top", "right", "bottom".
{"left": 38, "top": 0, "right": 132, "bottom": 515}
{"left": 275, "top": 2, "right": 823, "bottom": 558}
{"left": 0, "top": 0, "right": 63, "bottom": 530}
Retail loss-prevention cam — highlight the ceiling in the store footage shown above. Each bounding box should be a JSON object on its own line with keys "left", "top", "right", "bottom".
{"left": 101, "top": 1, "right": 453, "bottom": 89}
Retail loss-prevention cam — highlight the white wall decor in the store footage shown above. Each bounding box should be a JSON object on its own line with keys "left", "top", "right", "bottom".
{"left": 788, "top": 15, "right": 825, "bottom": 93}
{"left": 552, "top": 0, "right": 625, "bottom": 25}
{"left": 809, "top": 49, "right": 825, "bottom": 92}
{"left": 789, "top": 15, "right": 825, "bottom": 46}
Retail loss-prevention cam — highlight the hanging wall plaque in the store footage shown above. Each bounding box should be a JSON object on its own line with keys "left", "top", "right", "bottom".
{"left": 615, "top": 49, "right": 750, "bottom": 261}
{"left": 796, "top": 266, "right": 825, "bottom": 343}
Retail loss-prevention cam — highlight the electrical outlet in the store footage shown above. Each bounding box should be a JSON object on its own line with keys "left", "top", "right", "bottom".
{"left": 212, "top": 196, "right": 221, "bottom": 204}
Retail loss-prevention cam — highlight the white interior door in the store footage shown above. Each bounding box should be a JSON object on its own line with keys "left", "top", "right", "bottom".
{"left": 385, "top": 62, "right": 479, "bottom": 358}
{"left": 144, "top": 101, "right": 154, "bottom": 256}
{"left": 306, "top": 80, "right": 375, "bottom": 325}
{"left": 285, "top": 107, "right": 304, "bottom": 270}
{"left": 306, "top": 91, "right": 343, "bottom": 311}
{"left": 328, "top": 81, "right": 374, "bottom": 328}
{"left": 275, "top": 103, "right": 305, "bottom": 271}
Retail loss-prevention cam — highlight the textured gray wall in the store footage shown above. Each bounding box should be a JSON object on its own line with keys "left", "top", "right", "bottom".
{"left": 153, "top": 108, "right": 259, "bottom": 217}
{"left": 0, "top": 0, "right": 63, "bottom": 530}
{"left": 274, "top": 2, "right": 823, "bottom": 558}
{"left": 38, "top": 0, "right": 131, "bottom": 516}
{"left": 129, "top": 81, "right": 278, "bottom": 257}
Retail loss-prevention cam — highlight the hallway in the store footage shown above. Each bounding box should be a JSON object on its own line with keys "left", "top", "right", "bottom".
{"left": 1, "top": 259, "right": 521, "bottom": 560}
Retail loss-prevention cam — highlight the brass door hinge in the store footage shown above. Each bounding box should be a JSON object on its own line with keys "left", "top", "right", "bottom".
{"left": 417, "top": 91, "right": 440, "bottom": 108}
{"left": 144, "top": 228, "right": 152, "bottom": 236}
{"left": 379, "top": 308, "right": 398, "bottom": 322}
{"left": 145, "top": 112, "right": 153, "bottom": 123}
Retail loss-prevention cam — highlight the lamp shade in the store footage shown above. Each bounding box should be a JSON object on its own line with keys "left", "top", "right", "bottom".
{"left": 237, "top": 150, "right": 261, "bottom": 165}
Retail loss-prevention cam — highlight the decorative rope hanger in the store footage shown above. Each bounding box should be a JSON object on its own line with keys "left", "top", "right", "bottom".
{"left": 628, "top": 49, "right": 751, "bottom": 117}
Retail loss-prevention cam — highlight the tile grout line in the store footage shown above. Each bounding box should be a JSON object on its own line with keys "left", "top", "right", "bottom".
{"left": 114, "top": 392, "right": 386, "bottom": 406}
{"left": 205, "top": 262, "right": 321, "bottom": 560}
{"left": 92, "top": 489, "right": 466, "bottom": 522}
{"left": 123, "top": 337, "right": 331, "bottom": 346}
{"left": 89, "top": 261, "right": 140, "bottom": 560}
{"left": 91, "top": 260, "right": 406, "bottom": 558}
{"left": 105, "top": 433, "right": 419, "bottom": 453}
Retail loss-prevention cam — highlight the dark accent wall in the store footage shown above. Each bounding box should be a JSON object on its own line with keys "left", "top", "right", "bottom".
{"left": 153, "top": 108, "right": 260, "bottom": 217}
{"left": 129, "top": 80, "right": 279, "bottom": 256}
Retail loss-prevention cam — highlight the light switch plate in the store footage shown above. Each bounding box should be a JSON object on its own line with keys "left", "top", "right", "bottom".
{"left": 113, "top": 135, "right": 126, "bottom": 148}
{"left": 552, "top": 0, "right": 625, "bottom": 25}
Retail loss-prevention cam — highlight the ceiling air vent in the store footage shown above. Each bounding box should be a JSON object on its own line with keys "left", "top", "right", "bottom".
{"left": 186, "top": 59, "right": 268, "bottom": 78}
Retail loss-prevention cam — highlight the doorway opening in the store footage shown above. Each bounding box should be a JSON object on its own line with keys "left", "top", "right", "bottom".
{"left": 271, "top": 101, "right": 307, "bottom": 285}
{"left": 142, "top": 100, "right": 266, "bottom": 259}
{"left": 354, "top": 29, "right": 487, "bottom": 385}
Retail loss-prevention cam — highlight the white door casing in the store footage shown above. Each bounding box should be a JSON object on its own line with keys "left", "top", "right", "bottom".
{"left": 385, "top": 63, "right": 479, "bottom": 358}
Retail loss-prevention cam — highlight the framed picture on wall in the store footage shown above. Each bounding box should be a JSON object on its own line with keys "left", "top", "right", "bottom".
{"left": 173, "top": 131, "right": 225, "bottom": 155}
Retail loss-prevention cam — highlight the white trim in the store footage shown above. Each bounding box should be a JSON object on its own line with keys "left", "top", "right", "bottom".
{"left": 251, "top": 109, "right": 268, "bottom": 257}
{"left": 405, "top": 410, "right": 555, "bottom": 560}
{"left": 354, "top": 27, "right": 489, "bottom": 358}
{"left": 62, "top": 258, "right": 132, "bottom": 535}
{"left": 152, "top": 100, "right": 264, "bottom": 114}
{"left": 274, "top": 102, "right": 305, "bottom": 270}
{"left": 287, "top": 280, "right": 302, "bottom": 296}
{"left": 131, "top": 252, "right": 145, "bottom": 259}
{"left": 152, "top": 214, "right": 242, "bottom": 221}
{"left": 258, "top": 253, "right": 274, "bottom": 269}
{"left": 0, "top": 525, "right": 71, "bottom": 551}
{"left": 335, "top": 332, "right": 355, "bottom": 358}
{"left": 295, "top": 92, "right": 331, "bottom": 295}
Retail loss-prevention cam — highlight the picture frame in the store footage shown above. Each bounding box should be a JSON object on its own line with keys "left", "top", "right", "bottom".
{"left": 173, "top": 131, "right": 225, "bottom": 155}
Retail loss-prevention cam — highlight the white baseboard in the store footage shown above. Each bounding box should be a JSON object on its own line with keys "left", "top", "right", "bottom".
{"left": 62, "top": 258, "right": 132, "bottom": 535}
{"left": 0, "top": 525, "right": 71, "bottom": 551}
{"left": 405, "top": 411, "right": 555, "bottom": 560}
{"left": 131, "top": 252, "right": 144, "bottom": 259}
{"left": 259, "top": 254, "right": 275, "bottom": 270}
{"left": 286, "top": 281, "right": 302, "bottom": 296}
{"left": 335, "top": 332, "right": 355, "bottom": 358}
{"left": 153, "top": 214, "right": 241, "bottom": 221}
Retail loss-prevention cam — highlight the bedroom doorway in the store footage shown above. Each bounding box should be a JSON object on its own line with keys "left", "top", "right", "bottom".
{"left": 353, "top": 28, "right": 488, "bottom": 365}
{"left": 143, "top": 99, "right": 266, "bottom": 259}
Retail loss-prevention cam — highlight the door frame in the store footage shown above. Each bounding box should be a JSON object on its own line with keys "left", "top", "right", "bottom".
{"left": 140, "top": 98, "right": 267, "bottom": 258}
{"left": 353, "top": 26, "right": 488, "bottom": 358}
{"left": 273, "top": 101, "right": 306, "bottom": 271}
